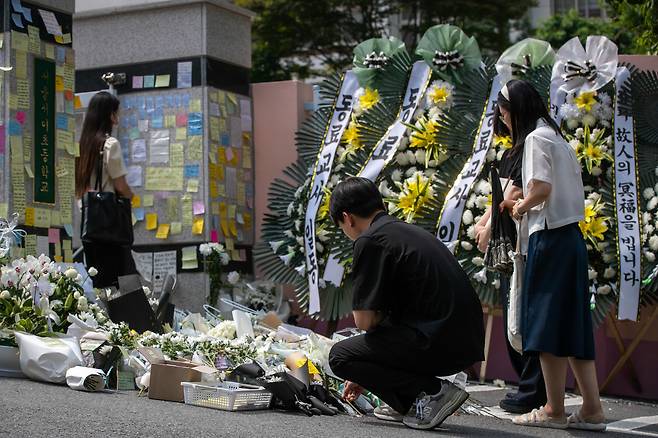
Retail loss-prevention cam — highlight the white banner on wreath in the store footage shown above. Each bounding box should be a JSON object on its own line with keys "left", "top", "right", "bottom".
{"left": 304, "top": 71, "right": 359, "bottom": 315}
{"left": 320, "top": 61, "right": 431, "bottom": 288}
{"left": 359, "top": 61, "right": 431, "bottom": 181}
{"left": 613, "top": 66, "right": 641, "bottom": 322}
{"left": 437, "top": 75, "right": 503, "bottom": 252}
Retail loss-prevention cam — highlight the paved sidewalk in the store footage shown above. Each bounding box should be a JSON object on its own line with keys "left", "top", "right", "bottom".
{"left": 1, "top": 377, "right": 657, "bottom": 437}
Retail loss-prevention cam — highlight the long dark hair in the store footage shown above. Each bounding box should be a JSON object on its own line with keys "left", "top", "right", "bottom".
{"left": 497, "top": 79, "right": 561, "bottom": 159}
{"left": 75, "top": 91, "right": 120, "bottom": 198}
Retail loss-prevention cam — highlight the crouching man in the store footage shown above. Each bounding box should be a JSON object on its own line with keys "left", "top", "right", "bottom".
{"left": 327, "top": 177, "right": 485, "bottom": 430}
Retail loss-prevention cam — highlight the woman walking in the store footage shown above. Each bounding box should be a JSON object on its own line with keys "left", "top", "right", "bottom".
{"left": 497, "top": 80, "right": 605, "bottom": 431}
{"left": 75, "top": 91, "right": 137, "bottom": 288}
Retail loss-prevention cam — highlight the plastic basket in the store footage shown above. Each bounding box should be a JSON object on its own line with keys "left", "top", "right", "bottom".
{"left": 181, "top": 381, "right": 272, "bottom": 411}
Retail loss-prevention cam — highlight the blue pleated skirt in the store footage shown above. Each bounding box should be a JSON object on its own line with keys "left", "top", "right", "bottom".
{"left": 521, "top": 223, "right": 595, "bottom": 360}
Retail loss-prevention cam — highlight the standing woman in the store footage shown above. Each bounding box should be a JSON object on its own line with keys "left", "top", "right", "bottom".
{"left": 75, "top": 91, "right": 137, "bottom": 288}
{"left": 497, "top": 80, "right": 605, "bottom": 431}
{"left": 474, "top": 106, "right": 547, "bottom": 414}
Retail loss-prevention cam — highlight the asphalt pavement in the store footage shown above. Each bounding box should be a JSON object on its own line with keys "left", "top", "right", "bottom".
{"left": 1, "top": 377, "right": 657, "bottom": 437}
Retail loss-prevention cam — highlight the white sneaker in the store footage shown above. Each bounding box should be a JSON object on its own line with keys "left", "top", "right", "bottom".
{"left": 373, "top": 404, "right": 403, "bottom": 422}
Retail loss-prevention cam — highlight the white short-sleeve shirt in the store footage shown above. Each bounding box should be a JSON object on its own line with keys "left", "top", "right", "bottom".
{"left": 89, "top": 136, "right": 127, "bottom": 193}
{"left": 522, "top": 119, "right": 585, "bottom": 237}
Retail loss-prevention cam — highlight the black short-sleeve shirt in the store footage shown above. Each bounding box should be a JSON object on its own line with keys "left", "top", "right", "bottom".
{"left": 351, "top": 213, "right": 484, "bottom": 362}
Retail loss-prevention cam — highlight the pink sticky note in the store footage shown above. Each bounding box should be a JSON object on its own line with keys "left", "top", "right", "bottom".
{"left": 176, "top": 113, "right": 188, "bottom": 127}
{"left": 132, "top": 75, "right": 143, "bottom": 89}
{"left": 16, "top": 111, "right": 26, "bottom": 125}
{"left": 210, "top": 229, "right": 218, "bottom": 242}
{"left": 48, "top": 228, "right": 60, "bottom": 244}
{"left": 193, "top": 201, "right": 205, "bottom": 215}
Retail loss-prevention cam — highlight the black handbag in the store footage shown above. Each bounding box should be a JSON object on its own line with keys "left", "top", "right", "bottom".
{"left": 81, "top": 144, "right": 134, "bottom": 246}
{"left": 484, "top": 165, "right": 517, "bottom": 275}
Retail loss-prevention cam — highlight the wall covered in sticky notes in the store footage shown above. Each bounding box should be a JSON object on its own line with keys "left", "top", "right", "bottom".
{"left": 116, "top": 87, "right": 207, "bottom": 245}
{"left": 2, "top": 2, "right": 77, "bottom": 262}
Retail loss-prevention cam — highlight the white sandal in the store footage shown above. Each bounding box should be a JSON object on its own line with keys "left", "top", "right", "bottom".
{"left": 512, "top": 407, "right": 568, "bottom": 429}
{"left": 567, "top": 411, "right": 607, "bottom": 432}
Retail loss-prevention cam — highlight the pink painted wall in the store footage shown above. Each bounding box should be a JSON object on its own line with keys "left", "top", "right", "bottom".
{"left": 251, "top": 80, "right": 314, "bottom": 246}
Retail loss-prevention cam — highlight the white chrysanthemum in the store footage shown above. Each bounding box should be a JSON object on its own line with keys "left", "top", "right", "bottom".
{"left": 462, "top": 210, "right": 474, "bottom": 225}
{"left": 414, "top": 149, "right": 426, "bottom": 165}
{"left": 0, "top": 290, "right": 9, "bottom": 300}
{"left": 405, "top": 150, "right": 417, "bottom": 165}
{"left": 199, "top": 244, "right": 212, "bottom": 256}
{"left": 588, "top": 268, "right": 598, "bottom": 280}
{"left": 473, "top": 267, "right": 488, "bottom": 283}
{"left": 398, "top": 136, "right": 409, "bottom": 151}
{"left": 649, "top": 235, "right": 658, "bottom": 251}
{"left": 461, "top": 241, "right": 473, "bottom": 251}
{"left": 466, "top": 225, "right": 476, "bottom": 239}
{"left": 582, "top": 114, "right": 597, "bottom": 127}
{"left": 64, "top": 268, "right": 78, "bottom": 279}
{"left": 427, "top": 159, "right": 438, "bottom": 168}
{"left": 644, "top": 251, "right": 656, "bottom": 262}
{"left": 591, "top": 167, "right": 602, "bottom": 176}
{"left": 405, "top": 166, "right": 418, "bottom": 177}
{"left": 566, "top": 118, "right": 579, "bottom": 130}
{"left": 475, "top": 195, "right": 489, "bottom": 210}
{"left": 644, "top": 188, "right": 656, "bottom": 200}
{"left": 472, "top": 256, "right": 484, "bottom": 266}
{"left": 378, "top": 181, "right": 391, "bottom": 198}
{"left": 648, "top": 197, "right": 658, "bottom": 211}
{"left": 466, "top": 194, "right": 476, "bottom": 209}
{"left": 396, "top": 152, "right": 409, "bottom": 166}
{"left": 286, "top": 202, "right": 295, "bottom": 217}
{"left": 575, "top": 127, "right": 584, "bottom": 138}
{"left": 391, "top": 169, "right": 403, "bottom": 182}
{"left": 559, "top": 103, "right": 580, "bottom": 120}
{"left": 496, "top": 149, "right": 505, "bottom": 161}
{"left": 604, "top": 267, "right": 616, "bottom": 279}
{"left": 486, "top": 148, "right": 497, "bottom": 162}
{"left": 602, "top": 252, "right": 615, "bottom": 263}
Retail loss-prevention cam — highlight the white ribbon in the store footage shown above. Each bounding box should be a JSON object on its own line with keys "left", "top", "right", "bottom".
{"left": 359, "top": 61, "right": 432, "bottom": 181}
{"left": 304, "top": 71, "right": 359, "bottom": 315}
{"left": 613, "top": 67, "right": 641, "bottom": 322}
{"left": 320, "top": 61, "right": 431, "bottom": 288}
{"left": 550, "top": 36, "right": 618, "bottom": 123}
{"left": 437, "top": 75, "right": 503, "bottom": 252}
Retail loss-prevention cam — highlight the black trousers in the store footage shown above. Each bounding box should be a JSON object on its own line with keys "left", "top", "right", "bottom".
{"left": 82, "top": 242, "right": 137, "bottom": 289}
{"left": 329, "top": 325, "right": 471, "bottom": 414}
{"left": 500, "top": 276, "right": 547, "bottom": 405}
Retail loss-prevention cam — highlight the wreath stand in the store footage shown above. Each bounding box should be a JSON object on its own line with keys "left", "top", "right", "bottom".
{"left": 600, "top": 305, "right": 658, "bottom": 393}
{"left": 479, "top": 305, "right": 502, "bottom": 383}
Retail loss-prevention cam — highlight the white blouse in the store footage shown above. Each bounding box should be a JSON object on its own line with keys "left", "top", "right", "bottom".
{"left": 522, "top": 119, "right": 585, "bottom": 237}
{"left": 89, "top": 136, "right": 128, "bottom": 193}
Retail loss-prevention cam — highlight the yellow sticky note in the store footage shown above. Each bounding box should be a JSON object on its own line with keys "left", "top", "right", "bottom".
{"left": 0, "top": 203, "right": 8, "bottom": 220}
{"left": 45, "top": 44, "right": 55, "bottom": 60}
{"left": 155, "top": 74, "right": 170, "bottom": 87}
{"left": 220, "top": 220, "right": 229, "bottom": 237}
{"left": 55, "top": 76, "right": 65, "bottom": 91}
{"left": 225, "top": 238, "right": 234, "bottom": 251}
{"left": 170, "top": 222, "right": 182, "bottom": 235}
{"left": 11, "top": 31, "right": 28, "bottom": 52}
{"left": 175, "top": 127, "right": 187, "bottom": 141}
{"left": 165, "top": 115, "right": 176, "bottom": 128}
{"left": 170, "top": 143, "right": 184, "bottom": 163}
{"left": 192, "top": 216, "right": 204, "bottom": 235}
{"left": 181, "top": 246, "right": 199, "bottom": 270}
{"left": 186, "top": 179, "right": 199, "bottom": 193}
{"left": 142, "top": 194, "right": 154, "bottom": 207}
{"left": 15, "top": 51, "right": 27, "bottom": 79}
{"left": 34, "top": 208, "right": 51, "bottom": 228}
{"left": 190, "top": 99, "right": 202, "bottom": 113}
{"left": 24, "top": 207, "right": 35, "bottom": 226}
{"left": 229, "top": 220, "right": 238, "bottom": 237}
{"left": 156, "top": 224, "right": 170, "bottom": 239}
{"left": 132, "top": 195, "right": 141, "bottom": 208}
{"left": 145, "top": 213, "right": 158, "bottom": 230}
{"left": 188, "top": 136, "right": 202, "bottom": 161}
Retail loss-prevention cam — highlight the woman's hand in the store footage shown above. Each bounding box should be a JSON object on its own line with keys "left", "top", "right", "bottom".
{"left": 342, "top": 381, "right": 364, "bottom": 402}
{"left": 499, "top": 199, "right": 516, "bottom": 214}
{"left": 512, "top": 201, "right": 525, "bottom": 221}
{"left": 474, "top": 223, "right": 491, "bottom": 253}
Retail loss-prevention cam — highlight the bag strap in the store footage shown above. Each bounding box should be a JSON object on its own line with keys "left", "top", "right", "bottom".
{"left": 94, "top": 139, "right": 105, "bottom": 191}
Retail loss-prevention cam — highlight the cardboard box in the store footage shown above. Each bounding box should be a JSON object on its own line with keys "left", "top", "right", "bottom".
{"left": 138, "top": 347, "right": 215, "bottom": 402}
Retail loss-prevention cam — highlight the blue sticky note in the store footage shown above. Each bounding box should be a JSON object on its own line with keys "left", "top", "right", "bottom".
{"left": 137, "top": 96, "right": 146, "bottom": 110}
{"left": 63, "top": 224, "right": 74, "bottom": 237}
{"left": 188, "top": 112, "right": 203, "bottom": 136}
{"left": 182, "top": 94, "right": 190, "bottom": 108}
{"left": 145, "top": 96, "right": 154, "bottom": 112}
{"left": 8, "top": 120, "right": 22, "bottom": 135}
{"left": 11, "top": 13, "right": 24, "bottom": 28}
{"left": 221, "top": 133, "right": 230, "bottom": 146}
{"left": 129, "top": 113, "right": 138, "bottom": 128}
{"left": 134, "top": 208, "right": 145, "bottom": 221}
{"left": 165, "top": 95, "right": 174, "bottom": 108}
{"left": 184, "top": 164, "right": 200, "bottom": 178}
{"left": 174, "top": 94, "right": 181, "bottom": 108}
{"left": 56, "top": 47, "right": 66, "bottom": 63}
{"left": 143, "top": 75, "right": 155, "bottom": 88}
{"left": 151, "top": 115, "right": 163, "bottom": 129}
{"left": 155, "top": 96, "right": 164, "bottom": 109}
{"left": 56, "top": 113, "right": 69, "bottom": 130}
{"left": 21, "top": 6, "right": 32, "bottom": 23}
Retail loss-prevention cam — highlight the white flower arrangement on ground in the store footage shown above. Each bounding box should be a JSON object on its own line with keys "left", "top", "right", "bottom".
{"left": 199, "top": 242, "right": 230, "bottom": 306}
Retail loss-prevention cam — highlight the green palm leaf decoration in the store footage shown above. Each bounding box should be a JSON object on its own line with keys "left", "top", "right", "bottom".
{"left": 415, "top": 24, "right": 482, "bottom": 84}
{"left": 353, "top": 36, "right": 412, "bottom": 103}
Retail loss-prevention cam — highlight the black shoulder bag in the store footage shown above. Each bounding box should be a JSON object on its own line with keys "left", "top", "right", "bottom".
{"left": 484, "top": 165, "right": 517, "bottom": 275}
{"left": 81, "top": 145, "right": 134, "bottom": 246}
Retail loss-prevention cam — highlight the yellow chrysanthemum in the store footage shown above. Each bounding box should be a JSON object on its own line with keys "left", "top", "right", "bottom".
{"left": 408, "top": 118, "right": 446, "bottom": 166}
{"left": 393, "top": 172, "right": 434, "bottom": 222}
{"left": 359, "top": 88, "right": 380, "bottom": 111}
{"left": 574, "top": 91, "right": 597, "bottom": 112}
{"left": 572, "top": 125, "right": 613, "bottom": 173}
{"left": 579, "top": 198, "right": 609, "bottom": 246}
{"left": 493, "top": 134, "right": 513, "bottom": 150}
{"left": 429, "top": 86, "right": 450, "bottom": 105}
{"left": 317, "top": 188, "right": 331, "bottom": 222}
{"left": 339, "top": 118, "right": 363, "bottom": 160}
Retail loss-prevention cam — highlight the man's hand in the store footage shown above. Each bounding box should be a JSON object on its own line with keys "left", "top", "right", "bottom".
{"left": 342, "top": 381, "right": 364, "bottom": 402}
{"left": 474, "top": 223, "right": 491, "bottom": 253}
{"left": 499, "top": 199, "right": 516, "bottom": 214}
